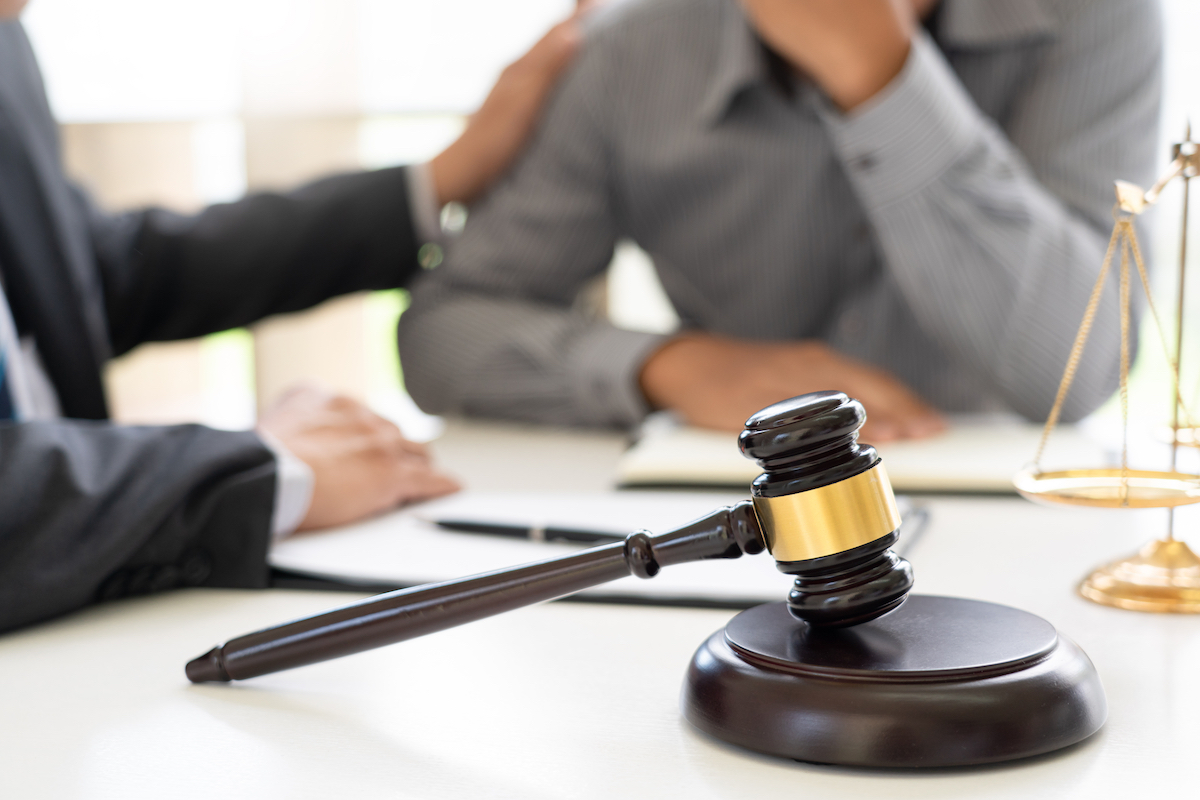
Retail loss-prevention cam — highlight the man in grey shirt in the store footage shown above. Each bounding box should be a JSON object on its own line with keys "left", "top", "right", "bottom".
{"left": 398, "top": 0, "right": 1160, "bottom": 440}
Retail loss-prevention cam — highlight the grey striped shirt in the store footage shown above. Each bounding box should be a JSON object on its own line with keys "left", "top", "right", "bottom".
{"left": 399, "top": 0, "right": 1161, "bottom": 428}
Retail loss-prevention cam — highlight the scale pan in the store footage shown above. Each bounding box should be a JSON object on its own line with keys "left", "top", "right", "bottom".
{"left": 1013, "top": 468, "right": 1200, "bottom": 509}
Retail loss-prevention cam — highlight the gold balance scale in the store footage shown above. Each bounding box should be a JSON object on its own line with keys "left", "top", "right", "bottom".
{"left": 1013, "top": 126, "right": 1200, "bottom": 613}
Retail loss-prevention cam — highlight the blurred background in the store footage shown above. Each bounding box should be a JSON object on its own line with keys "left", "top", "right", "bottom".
{"left": 20, "top": 0, "right": 1200, "bottom": 435}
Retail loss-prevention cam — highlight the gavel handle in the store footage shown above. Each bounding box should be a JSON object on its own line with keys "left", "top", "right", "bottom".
{"left": 186, "top": 500, "right": 764, "bottom": 683}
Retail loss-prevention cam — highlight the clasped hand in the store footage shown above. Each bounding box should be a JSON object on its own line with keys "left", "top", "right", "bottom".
{"left": 640, "top": 333, "right": 945, "bottom": 442}
{"left": 259, "top": 386, "right": 459, "bottom": 531}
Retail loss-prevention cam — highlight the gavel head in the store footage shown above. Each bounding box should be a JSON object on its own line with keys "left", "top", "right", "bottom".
{"left": 739, "top": 391, "right": 914, "bottom": 628}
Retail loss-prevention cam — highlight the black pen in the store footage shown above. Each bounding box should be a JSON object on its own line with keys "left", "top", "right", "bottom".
{"left": 436, "top": 505, "right": 928, "bottom": 548}
{"left": 894, "top": 504, "right": 930, "bottom": 558}
{"left": 432, "top": 519, "right": 624, "bottom": 544}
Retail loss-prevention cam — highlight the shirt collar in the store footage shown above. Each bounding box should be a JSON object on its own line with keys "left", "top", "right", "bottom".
{"left": 698, "top": 1, "right": 771, "bottom": 125}
{"left": 698, "top": 0, "right": 1058, "bottom": 125}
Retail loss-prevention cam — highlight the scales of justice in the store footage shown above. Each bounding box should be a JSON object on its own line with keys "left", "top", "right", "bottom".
{"left": 182, "top": 138, "right": 1200, "bottom": 770}
{"left": 1014, "top": 125, "right": 1200, "bottom": 613}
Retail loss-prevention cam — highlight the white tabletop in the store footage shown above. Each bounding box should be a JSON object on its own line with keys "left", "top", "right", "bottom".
{"left": 3, "top": 419, "right": 1199, "bottom": 799}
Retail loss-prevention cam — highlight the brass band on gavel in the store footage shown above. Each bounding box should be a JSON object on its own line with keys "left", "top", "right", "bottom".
{"left": 751, "top": 463, "right": 902, "bottom": 563}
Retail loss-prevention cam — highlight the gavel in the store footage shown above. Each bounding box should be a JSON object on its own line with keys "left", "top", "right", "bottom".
{"left": 187, "top": 391, "right": 911, "bottom": 683}
{"left": 186, "top": 391, "right": 1106, "bottom": 768}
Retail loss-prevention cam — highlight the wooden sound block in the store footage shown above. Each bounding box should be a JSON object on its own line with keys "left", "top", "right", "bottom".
{"left": 683, "top": 595, "right": 1105, "bottom": 767}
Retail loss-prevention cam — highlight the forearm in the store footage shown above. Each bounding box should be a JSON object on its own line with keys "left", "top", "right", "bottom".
{"left": 398, "top": 283, "right": 664, "bottom": 429}
{"left": 0, "top": 421, "right": 276, "bottom": 632}
{"left": 867, "top": 176, "right": 1120, "bottom": 422}
{"left": 822, "top": 31, "right": 1156, "bottom": 421}
{"left": 93, "top": 167, "right": 421, "bottom": 354}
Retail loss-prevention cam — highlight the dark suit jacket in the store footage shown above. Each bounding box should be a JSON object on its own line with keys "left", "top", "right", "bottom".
{"left": 0, "top": 21, "right": 421, "bottom": 632}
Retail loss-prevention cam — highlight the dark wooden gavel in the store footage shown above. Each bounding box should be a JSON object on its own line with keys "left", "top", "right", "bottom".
{"left": 187, "top": 391, "right": 912, "bottom": 683}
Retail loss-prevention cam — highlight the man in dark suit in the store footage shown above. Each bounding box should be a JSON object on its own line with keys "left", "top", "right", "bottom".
{"left": 0, "top": 0, "right": 585, "bottom": 632}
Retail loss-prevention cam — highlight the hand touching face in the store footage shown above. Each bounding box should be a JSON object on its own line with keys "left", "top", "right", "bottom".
{"left": 738, "top": 0, "right": 935, "bottom": 111}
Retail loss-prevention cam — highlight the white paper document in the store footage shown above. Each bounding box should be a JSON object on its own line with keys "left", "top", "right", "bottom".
{"left": 617, "top": 416, "right": 1114, "bottom": 494}
{"left": 269, "top": 490, "right": 923, "bottom": 607}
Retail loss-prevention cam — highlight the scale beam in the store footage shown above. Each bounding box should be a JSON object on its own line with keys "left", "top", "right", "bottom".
{"left": 1116, "top": 130, "right": 1198, "bottom": 214}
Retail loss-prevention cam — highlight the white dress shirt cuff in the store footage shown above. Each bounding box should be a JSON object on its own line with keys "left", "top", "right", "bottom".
{"left": 405, "top": 161, "right": 445, "bottom": 245}
{"left": 817, "top": 31, "right": 981, "bottom": 210}
{"left": 257, "top": 431, "right": 315, "bottom": 540}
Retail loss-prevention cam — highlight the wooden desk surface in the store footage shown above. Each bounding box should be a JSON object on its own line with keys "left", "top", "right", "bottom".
{"left": 3, "top": 420, "right": 1198, "bottom": 798}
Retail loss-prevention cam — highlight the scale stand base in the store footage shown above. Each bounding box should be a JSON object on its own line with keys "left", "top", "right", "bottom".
{"left": 1080, "top": 538, "right": 1200, "bottom": 613}
{"left": 682, "top": 596, "right": 1105, "bottom": 768}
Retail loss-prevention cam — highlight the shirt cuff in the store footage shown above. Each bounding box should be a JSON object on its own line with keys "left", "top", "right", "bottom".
{"left": 257, "top": 431, "right": 315, "bottom": 539}
{"left": 568, "top": 325, "right": 669, "bottom": 429}
{"left": 816, "top": 30, "right": 979, "bottom": 210}
{"left": 405, "top": 161, "right": 445, "bottom": 245}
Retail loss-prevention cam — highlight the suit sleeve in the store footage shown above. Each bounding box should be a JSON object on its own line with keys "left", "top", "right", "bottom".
{"left": 0, "top": 419, "right": 276, "bottom": 633}
{"left": 88, "top": 166, "right": 423, "bottom": 355}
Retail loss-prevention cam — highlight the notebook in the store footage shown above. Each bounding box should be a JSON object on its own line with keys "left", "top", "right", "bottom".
{"left": 616, "top": 415, "right": 1114, "bottom": 494}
